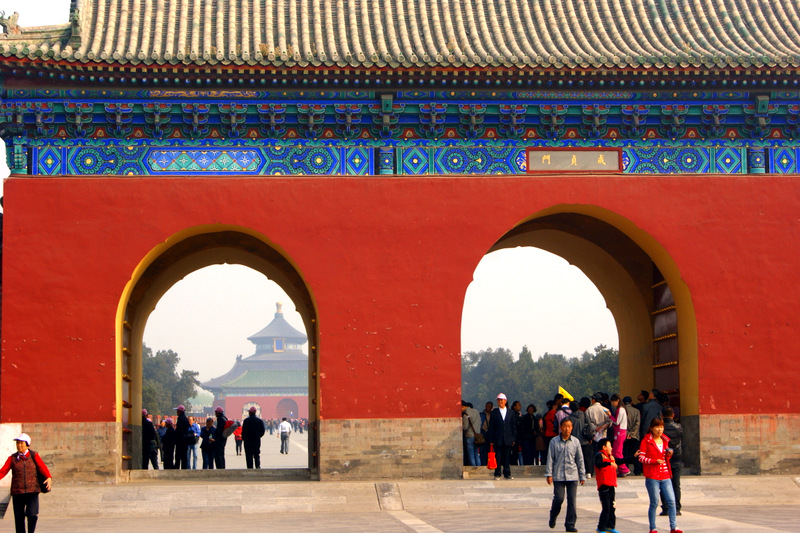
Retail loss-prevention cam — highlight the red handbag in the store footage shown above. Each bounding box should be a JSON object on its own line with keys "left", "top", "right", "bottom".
{"left": 487, "top": 443, "right": 497, "bottom": 470}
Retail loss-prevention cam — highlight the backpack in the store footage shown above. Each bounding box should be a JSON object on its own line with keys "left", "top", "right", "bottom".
{"left": 581, "top": 412, "right": 593, "bottom": 441}
{"left": 554, "top": 406, "right": 571, "bottom": 435}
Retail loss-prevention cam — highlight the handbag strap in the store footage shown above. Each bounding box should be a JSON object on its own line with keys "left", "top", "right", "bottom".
{"left": 468, "top": 415, "right": 480, "bottom": 436}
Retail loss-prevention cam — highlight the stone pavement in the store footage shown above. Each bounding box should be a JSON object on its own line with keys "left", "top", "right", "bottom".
{"left": 4, "top": 472, "right": 798, "bottom": 532}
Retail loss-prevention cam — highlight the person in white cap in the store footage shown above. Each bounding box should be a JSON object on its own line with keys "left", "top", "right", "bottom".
{"left": 489, "top": 393, "right": 519, "bottom": 480}
{"left": 0, "top": 433, "right": 52, "bottom": 533}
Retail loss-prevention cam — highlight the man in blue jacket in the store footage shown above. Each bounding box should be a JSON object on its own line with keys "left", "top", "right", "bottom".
{"left": 489, "top": 393, "right": 519, "bottom": 480}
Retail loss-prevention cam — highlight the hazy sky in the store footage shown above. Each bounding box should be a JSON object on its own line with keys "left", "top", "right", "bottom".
{"left": 0, "top": 1, "right": 618, "bottom": 382}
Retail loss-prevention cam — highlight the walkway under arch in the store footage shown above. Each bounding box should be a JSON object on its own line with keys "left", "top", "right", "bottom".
{"left": 115, "top": 226, "right": 318, "bottom": 475}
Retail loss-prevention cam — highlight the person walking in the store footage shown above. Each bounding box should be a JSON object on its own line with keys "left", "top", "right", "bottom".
{"left": 0, "top": 433, "right": 52, "bottom": 533}
{"left": 241, "top": 406, "right": 266, "bottom": 469}
{"left": 278, "top": 417, "right": 292, "bottom": 454}
{"left": 233, "top": 424, "right": 243, "bottom": 456}
{"left": 637, "top": 418, "right": 682, "bottom": 533}
{"left": 545, "top": 418, "right": 585, "bottom": 533}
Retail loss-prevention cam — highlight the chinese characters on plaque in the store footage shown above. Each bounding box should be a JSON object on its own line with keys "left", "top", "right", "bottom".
{"left": 526, "top": 149, "right": 622, "bottom": 173}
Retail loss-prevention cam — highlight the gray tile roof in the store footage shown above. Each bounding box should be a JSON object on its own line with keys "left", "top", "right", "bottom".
{"left": 1, "top": 0, "right": 799, "bottom": 70}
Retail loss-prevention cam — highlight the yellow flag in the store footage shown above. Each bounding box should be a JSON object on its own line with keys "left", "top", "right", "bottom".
{"left": 558, "top": 386, "right": 574, "bottom": 402}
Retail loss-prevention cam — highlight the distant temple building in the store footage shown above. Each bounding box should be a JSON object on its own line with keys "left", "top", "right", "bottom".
{"left": 202, "top": 303, "right": 308, "bottom": 421}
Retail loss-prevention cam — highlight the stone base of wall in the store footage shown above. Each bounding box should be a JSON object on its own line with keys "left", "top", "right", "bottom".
{"left": 319, "top": 417, "right": 462, "bottom": 480}
{"left": 0, "top": 422, "right": 122, "bottom": 483}
{"left": 699, "top": 413, "right": 800, "bottom": 474}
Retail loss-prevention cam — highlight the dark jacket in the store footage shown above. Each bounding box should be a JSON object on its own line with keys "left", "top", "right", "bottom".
{"left": 568, "top": 409, "right": 590, "bottom": 445}
{"left": 162, "top": 426, "right": 176, "bottom": 450}
{"left": 640, "top": 399, "right": 663, "bottom": 439}
{"left": 663, "top": 418, "right": 683, "bottom": 462}
{"left": 518, "top": 413, "right": 539, "bottom": 442}
{"left": 175, "top": 412, "right": 191, "bottom": 445}
{"left": 200, "top": 426, "right": 216, "bottom": 450}
{"left": 241, "top": 413, "right": 266, "bottom": 445}
{"left": 214, "top": 413, "right": 229, "bottom": 444}
{"left": 142, "top": 416, "right": 157, "bottom": 445}
{"left": 489, "top": 407, "right": 519, "bottom": 446}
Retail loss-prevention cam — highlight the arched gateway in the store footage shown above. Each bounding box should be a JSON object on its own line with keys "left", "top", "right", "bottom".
{"left": 1, "top": 1, "right": 799, "bottom": 483}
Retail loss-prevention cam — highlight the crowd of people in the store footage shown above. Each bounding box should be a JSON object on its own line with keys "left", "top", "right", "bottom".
{"left": 141, "top": 406, "right": 305, "bottom": 470}
{"left": 463, "top": 388, "right": 684, "bottom": 533}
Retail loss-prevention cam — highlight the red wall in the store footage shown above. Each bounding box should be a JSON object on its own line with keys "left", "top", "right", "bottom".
{"left": 2, "top": 175, "right": 799, "bottom": 422}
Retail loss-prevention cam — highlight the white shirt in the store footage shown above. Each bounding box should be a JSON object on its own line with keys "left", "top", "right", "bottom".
{"left": 278, "top": 421, "right": 292, "bottom": 434}
{"left": 614, "top": 404, "right": 628, "bottom": 431}
{"left": 499, "top": 407, "right": 507, "bottom": 420}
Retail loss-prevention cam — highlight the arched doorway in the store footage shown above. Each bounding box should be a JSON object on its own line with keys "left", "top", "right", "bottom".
{"left": 115, "top": 226, "right": 318, "bottom": 475}
{"left": 470, "top": 207, "right": 699, "bottom": 470}
{"left": 276, "top": 398, "right": 299, "bottom": 419}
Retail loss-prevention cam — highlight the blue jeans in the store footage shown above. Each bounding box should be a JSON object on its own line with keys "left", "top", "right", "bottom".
{"left": 189, "top": 443, "right": 199, "bottom": 469}
{"left": 463, "top": 437, "right": 480, "bottom": 466}
{"left": 646, "top": 477, "right": 677, "bottom": 530}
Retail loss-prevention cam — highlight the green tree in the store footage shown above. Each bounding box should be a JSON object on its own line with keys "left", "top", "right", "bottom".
{"left": 461, "top": 345, "right": 619, "bottom": 411}
{"left": 141, "top": 344, "right": 200, "bottom": 415}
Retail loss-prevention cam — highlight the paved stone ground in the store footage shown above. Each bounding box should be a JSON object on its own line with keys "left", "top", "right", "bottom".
{"left": 2, "top": 473, "right": 796, "bottom": 532}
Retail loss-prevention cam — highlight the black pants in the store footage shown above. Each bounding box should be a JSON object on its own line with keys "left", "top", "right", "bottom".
{"left": 521, "top": 440, "right": 537, "bottom": 465}
{"left": 162, "top": 445, "right": 175, "bottom": 469}
{"left": 598, "top": 485, "right": 616, "bottom": 531}
{"left": 176, "top": 442, "right": 189, "bottom": 469}
{"left": 493, "top": 444, "right": 513, "bottom": 478}
{"left": 214, "top": 439, "right": 226, "bottom": 469}
{"left": 13, "top": 492, "right": 39, "bottom": 533}
{"left": 661, "top": 460, "right": 682, "bottom": 512}
{"left": 244, "top": 443, "right": 261, "bottom": 469}
{"left": 623, "top": 437, "right": 640, "bottom": 473}
{"left": 581, "top": 443, "right": 593, "bottom": 476}
{"left": 142, "top": 442, "right": 159, "bottom": 470}
{"left": 550, "top": 480, "right": 578, "bottom": 529}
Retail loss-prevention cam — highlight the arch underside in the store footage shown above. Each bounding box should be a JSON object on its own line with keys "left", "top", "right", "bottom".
{"left": 489, "top": 212, "right": 698, "bottom": 419}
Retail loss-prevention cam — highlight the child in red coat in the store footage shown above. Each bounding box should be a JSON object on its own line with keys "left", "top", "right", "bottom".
{"left": 594, "top": 438, "right": 620, "bottom": 533}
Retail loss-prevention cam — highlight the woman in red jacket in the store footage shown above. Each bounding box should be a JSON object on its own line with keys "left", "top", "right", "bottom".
{"left": 0, "top": 433, "right": 52, "bottom": 533}
{"left": 638, "top": 418, "right": 682, "bottom": 533}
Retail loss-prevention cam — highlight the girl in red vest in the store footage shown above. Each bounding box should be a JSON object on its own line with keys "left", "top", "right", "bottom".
{"left": 638, "top": 418, "right": 682, "bottom": 533}
{"left": 594, "top": 438, "right": 620, "bottom": 533}
{"left": 0, "top": 433, "right": 52, "bottom": 533}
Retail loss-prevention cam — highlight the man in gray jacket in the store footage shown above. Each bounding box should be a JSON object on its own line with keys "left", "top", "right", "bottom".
{"left": 545, "top": 418, "right": 585, "bottom": 532}
{"left": 461, "top": 400, "right": 482, "bottom": 466}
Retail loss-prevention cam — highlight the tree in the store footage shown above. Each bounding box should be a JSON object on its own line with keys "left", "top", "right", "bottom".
{"left": 461, "top": 344, "right": 619, "bottom": 411}
{"left": 141, "top": 344, "right": 200, "bottom": 415}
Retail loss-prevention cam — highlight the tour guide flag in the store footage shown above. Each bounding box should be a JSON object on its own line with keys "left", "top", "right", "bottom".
{"left": 559, "top": 386, "right": 574, "bottom": 402}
